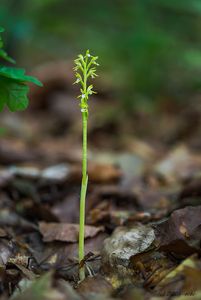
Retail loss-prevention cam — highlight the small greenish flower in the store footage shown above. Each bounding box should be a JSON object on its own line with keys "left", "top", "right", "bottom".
{"left": 73, "top": 50, "right": 99, "bottom": 113}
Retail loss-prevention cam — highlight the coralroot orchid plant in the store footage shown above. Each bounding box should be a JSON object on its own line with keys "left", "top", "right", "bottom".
{"left": 73, "top": 50, "right": 99, "bottom": 280}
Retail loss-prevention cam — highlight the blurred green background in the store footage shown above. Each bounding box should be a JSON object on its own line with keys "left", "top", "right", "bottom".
{"left": 1, "top": 0, "right": 201, "bottom": 111}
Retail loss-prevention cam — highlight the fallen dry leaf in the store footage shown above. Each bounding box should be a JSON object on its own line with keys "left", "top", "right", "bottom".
{"left": 88, "top": 162, "right": 122, "bottom": 183}
{"left": 154, "top": 145, "right": 201, "bottom": 183}
{"left": 130, "top": 250, "right": 176, "bottom": 288}
{"left": 155, "top": 254, "right": 201, "bottom": 297}
{"left": 70, "top": 162, "right": 122, "bottom": 183}
{"left": 154, "top": 206, "right": 201, "bottom": 255}
{"left": 39, "top": 222, "right": 104, "bottom": 242}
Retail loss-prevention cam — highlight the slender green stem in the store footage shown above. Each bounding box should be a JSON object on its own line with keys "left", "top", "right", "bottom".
{"left": 79, "top": 111, "right": 88, "bottom": 281}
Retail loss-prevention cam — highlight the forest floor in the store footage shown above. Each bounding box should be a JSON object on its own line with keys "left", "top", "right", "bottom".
{"left": 1, "top": 61, "right": 201, "bottom": 300}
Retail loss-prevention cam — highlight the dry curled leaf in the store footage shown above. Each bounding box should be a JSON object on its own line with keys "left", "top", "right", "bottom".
{"left": 154, "top": 206, "right": 201, "bottom": 255}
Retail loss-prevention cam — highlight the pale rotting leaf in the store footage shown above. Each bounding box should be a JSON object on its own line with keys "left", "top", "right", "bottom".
{"left": 101, "top": 225, "right": 156, "bottom": 288}
{"left": 102, "top": 224, "right": 155, "bottom": 268}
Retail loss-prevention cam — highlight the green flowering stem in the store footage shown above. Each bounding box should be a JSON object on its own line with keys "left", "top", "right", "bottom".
{"left": 79, "top": 111, "right": 88, "bottom": 281}
{"left": 73, "top": 50, "right": 99, "bottom": 281}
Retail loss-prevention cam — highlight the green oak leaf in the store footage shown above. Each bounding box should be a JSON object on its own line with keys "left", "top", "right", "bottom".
{"left": 0, "top": 77, "right": 29, "bottom": 112}
{"left": 0, "top": 68, "right": 42, "bottom": 111}
{"left": 0, "top": 27, "right": 42, "bottom": 112}
{"left": 0, "top": 66, "right": 42, "bottom": 86}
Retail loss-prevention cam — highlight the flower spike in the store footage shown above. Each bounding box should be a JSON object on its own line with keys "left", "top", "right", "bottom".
{"left": 73, "top": 50, "right": 99, "bottom": 113}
